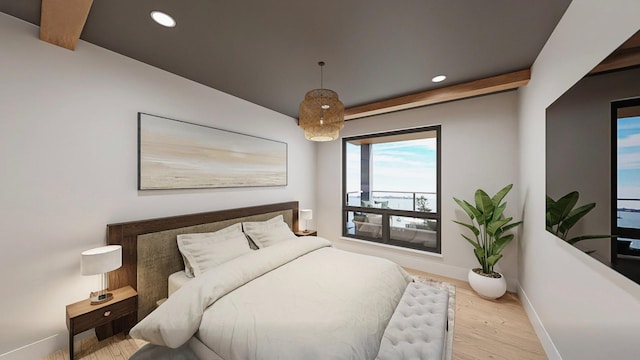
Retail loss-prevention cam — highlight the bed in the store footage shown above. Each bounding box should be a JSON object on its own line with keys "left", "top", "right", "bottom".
{"left": 105, "top": 202, "right": 450, "bottom": 360}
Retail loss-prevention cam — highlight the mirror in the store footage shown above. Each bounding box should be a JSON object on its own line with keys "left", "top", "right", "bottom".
{"left": 546, "top": 30, "right": 640, "bottom": 284}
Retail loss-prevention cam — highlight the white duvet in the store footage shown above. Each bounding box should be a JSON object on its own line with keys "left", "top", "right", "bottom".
{"left": 130, "top": 236, "right": 412, "bottom": 360}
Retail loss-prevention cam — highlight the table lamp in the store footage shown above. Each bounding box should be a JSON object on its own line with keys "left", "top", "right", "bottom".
{"left": 300, "top": 209, "right": 312, "bottom": 232}
{"left": 81, "top": 245, "right": 122, "bottom": 305}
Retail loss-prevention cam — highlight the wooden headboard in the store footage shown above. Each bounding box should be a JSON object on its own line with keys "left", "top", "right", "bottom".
{"left": 106, "top": 201, "right": 299, "bottom": 325}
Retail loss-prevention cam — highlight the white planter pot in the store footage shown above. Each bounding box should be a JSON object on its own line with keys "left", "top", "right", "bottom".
{"left": 467, "top": 268, "right": 507, "bottom": 299}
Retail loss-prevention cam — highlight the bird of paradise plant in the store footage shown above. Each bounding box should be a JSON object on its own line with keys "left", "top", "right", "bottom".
{"left": 453, "top": 184, "right": 522, "bottom": 276}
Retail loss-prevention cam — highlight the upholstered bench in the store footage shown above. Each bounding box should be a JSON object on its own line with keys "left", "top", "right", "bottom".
{"left": 376, "top": 281, "right": 449, "bottom": 360}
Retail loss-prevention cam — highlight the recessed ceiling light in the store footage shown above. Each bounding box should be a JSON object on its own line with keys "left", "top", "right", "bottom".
{"left": 150, "top": 11, "right": 176, "bottom": 28}
{"left": 431, "top": 75, "right": 447, "bottom": 83}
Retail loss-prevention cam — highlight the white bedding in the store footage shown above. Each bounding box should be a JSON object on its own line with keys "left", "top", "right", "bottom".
{"left": 131, "top": 236, "right": 412, "bottom": 360}
{"left": 168, "top": 270, "right": 192, "bottom": 297}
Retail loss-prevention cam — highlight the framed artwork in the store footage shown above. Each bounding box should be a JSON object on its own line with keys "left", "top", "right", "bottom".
{"left": 138, "top": 113, "right": 288, "bottom": 190}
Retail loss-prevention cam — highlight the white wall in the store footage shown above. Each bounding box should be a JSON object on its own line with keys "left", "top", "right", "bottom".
{"left": 518, "top": 1, "right": 640, "bottom": 359}
{"left": 316, "top": 91, "right": 521, "bottom": 289}
{"left": 0, "top": 14, "right": 315, "bottom": 359}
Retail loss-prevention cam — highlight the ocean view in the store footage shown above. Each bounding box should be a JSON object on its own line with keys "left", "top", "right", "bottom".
{"left": 617, "top": 209, "right": 640, "bottom": 227}
{"left": 617, "top": 210, "right": 640, "bottom": 249}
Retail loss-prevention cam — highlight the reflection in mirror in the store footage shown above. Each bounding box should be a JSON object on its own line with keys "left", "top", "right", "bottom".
{"left": 612, "top": 99, "right": 640, "bottom": 283}
{"left": 546, "top": 30, "right": 640, "bottom": 284}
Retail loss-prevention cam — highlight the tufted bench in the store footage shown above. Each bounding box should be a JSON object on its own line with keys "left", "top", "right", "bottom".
{"left": 376, "top": 281, "right": 449, "bottom": 360}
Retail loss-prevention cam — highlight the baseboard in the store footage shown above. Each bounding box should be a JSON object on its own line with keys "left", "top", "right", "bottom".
{"left": 517, "top": 284, "right": 563, "bottom": 360}
{"left": 0, "top": 334, "right": 60, "bottom": 360}
{"left": 0, "top": 329, "right": 93, "bottom": 360}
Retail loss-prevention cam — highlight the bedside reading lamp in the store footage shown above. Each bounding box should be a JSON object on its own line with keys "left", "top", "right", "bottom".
{"left": 81, "top": 245, "right": 122, "bottom": 305}
{"left": 300, "top": 209, "right": 312, "bottom": 232}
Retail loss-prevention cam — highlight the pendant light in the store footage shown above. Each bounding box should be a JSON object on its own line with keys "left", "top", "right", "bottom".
{"left": 298, "top": 61, "right": 344, "bottom": 141}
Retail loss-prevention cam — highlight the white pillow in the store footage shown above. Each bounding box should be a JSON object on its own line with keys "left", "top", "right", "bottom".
{"left": 242, "top": 215, "right": 296, "bottom": 248}
{"left": 177, "top": 223, "right": 250, "bottom": 277}
{"left": 177, "top": 223, "right": 243, "bottom": 276}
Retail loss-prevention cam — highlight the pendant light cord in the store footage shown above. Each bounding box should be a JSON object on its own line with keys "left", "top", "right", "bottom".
{"left": 318, "top": 61, "right": 325, "bottom": 124}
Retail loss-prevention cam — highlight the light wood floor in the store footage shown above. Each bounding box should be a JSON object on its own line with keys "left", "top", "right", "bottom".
{"left": 43, "top": 269, "right": 547, "bottom": 360}
{"left": 41, "top": 334, "right": 145, "bottom": 360}
{"left": 406, "top": 268, "right": 547, "bottom": 360}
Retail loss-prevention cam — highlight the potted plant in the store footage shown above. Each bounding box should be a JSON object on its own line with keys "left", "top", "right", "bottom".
{"left": 453, "top": 184, "right": 522, "bottom": 299}
{"left": 546, "top": 191, "right": 614, "bottom": 253}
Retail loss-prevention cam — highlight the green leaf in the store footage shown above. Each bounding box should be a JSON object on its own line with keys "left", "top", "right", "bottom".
{"left": 546, "top": 210, "right": 555, "bottom": 230}
{"left": 474, "top": 189, "right": 494, "bottom": 224}
{"left": 545, "top": 196, "right": 556, "bottom": 214}
{"left": 486, "top": 254, "right": 503, "bottom": 268}
{"left": 491, "top": 184, "right": 513, "bottom": 207}
{"left": 454, "top": 197, "right": 478, "bottom": 220}
{"left": 501, "top": 221, "right": 522, "bottom": 232}
{"left": 496, "top": 220, "right": 522, "bottom": 240}
{"left": 453, "top": 220, "right": 480, "bottom": 237}
{"left": 557, "top": 203, "right": 596, "bottom": 235}
{"left": 492, "top": 202, "right": 507, "bottom": 222}
{"left": 492, "top": 234, "right": 514, "bottom": 255}
{"left": 487, "top": 217, "right": 512, "bottom": 235}
{"left": 474, "top": 247, "right": 485, "bottom": 267}
{"left": 548, "top": 191, "right": 579, "bottom": 227}
{"left": 461, "top": 233, "right": 482, "bottom": 250}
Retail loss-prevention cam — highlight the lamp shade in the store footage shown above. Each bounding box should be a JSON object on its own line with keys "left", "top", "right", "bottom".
{"left": 300, "top": 209, "right": 313, "bottom": 220}
{"left": 299, "top": 89, "right": 344, "bottom": 141}
{"left": 298, "top": 62, "right": 344, "bottom": 142}
{"left": 81, "top": 245, "right": 122, "bottom": 275}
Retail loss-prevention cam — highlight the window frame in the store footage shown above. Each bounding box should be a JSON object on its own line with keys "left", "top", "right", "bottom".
{"left": 341, "top": 125, "right": 442, "bottom": 253}
{"left": 611, "top": 98, "right": 640, "bottom": 262}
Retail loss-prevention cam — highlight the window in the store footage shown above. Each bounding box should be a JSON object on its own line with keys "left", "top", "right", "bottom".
{"left": 612, "top": 98, "right": 640, "bottom": 260}
{"left": 342, "top": 126, "right": 441, "bottom": 253}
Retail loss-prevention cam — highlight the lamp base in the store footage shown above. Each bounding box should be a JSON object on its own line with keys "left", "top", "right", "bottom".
{"left": 89, "top": 291, "right": 113, "bottom": 305}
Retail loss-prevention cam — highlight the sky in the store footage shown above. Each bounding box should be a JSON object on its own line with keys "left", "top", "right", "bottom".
{"left": 618, "top": 115, "right": 640, "bottom": 209}
{"left": 346, "top": 137, "right": 437, "bottom": 196}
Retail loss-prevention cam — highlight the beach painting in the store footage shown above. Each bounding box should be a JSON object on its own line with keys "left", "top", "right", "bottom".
{"left": 138, "top": 113, "right": 287, "bottom": 190}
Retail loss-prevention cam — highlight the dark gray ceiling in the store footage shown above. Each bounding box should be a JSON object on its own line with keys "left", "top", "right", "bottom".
{"left": 0, "top": 0, "right": 571, "bottom": 118}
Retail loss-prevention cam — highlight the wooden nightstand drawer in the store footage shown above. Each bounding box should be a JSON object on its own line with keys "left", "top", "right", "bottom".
{"left": 66, "top": 286, "right": 137, "bottom": 360}
{"left": 71, "top": 296, "right": 136, "bottom": 334}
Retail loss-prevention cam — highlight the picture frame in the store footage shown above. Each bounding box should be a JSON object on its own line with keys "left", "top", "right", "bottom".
{"left": 138, "top": 113, "right": 288, "bottom": 190}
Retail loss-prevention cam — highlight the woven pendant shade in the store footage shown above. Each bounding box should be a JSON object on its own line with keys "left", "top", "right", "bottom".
{"left": 298, "top": 62, "right": 344, "bottom": 141}
{"left": 299, "top": 89, "right": 344, "bottom": 141}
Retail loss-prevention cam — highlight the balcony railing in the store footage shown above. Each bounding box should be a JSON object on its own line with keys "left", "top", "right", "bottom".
{"left": 346, "top": 190, "right": 437, "bottom": 212}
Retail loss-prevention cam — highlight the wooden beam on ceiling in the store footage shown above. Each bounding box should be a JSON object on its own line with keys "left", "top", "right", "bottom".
{"left": 589, "top": 47, "right": 640, "bottom": 75}
{"left": 344, "top": 69, "right": 531, "bottom": 120}
{"left": 40, "top": 0, "right": 93, "bottom": 50}
{"left": 589, "top": 30, "right": 640, "bottom": 75}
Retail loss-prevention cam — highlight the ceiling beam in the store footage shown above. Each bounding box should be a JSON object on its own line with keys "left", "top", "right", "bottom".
{"left": 589, "top": 47, "right": 640, "bottom": 75}
{"left": 40, "top": 0, "right": 93, "bottom": 50}
{"left": 344, "top": 69, "right": 531, "bottom": 120}
{"left": 589, "top": 31, "right": 640, "bottom": 75}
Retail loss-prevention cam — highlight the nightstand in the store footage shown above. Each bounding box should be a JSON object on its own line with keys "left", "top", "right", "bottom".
{"left": 294, "top": 230, "right": 317, "bottom": 237}
{"left": 66, "top": 286, "right": 137, "bottom": 360}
